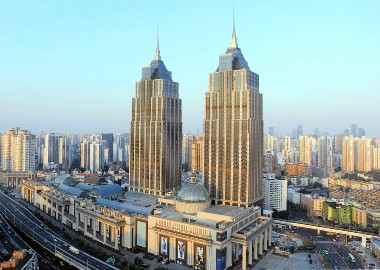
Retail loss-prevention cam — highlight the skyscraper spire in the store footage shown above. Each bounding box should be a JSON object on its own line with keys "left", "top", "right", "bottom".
{"left": 229, "top": 7, "right": 238, "bottom": 49}
{"left": 154, "top": 27, "right": 161, "bottom": 61}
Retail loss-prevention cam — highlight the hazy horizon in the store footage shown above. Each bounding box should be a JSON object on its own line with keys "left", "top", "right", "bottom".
{"left": 1, "top": 1, "right": 379, "bottom": 137}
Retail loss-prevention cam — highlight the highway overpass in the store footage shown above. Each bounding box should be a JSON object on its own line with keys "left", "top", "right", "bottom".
{"left": 273, "top": 219, "right": 374, "bottom": 247}
{"left": 0, "top": 191, "right": 118, "bottom": 270}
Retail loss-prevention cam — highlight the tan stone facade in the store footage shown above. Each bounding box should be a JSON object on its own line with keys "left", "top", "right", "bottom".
{"left": 191, "top": 136, "right": 204, "bottom": 172}
{"left": 129, "top": 68, "right": 182, "bottom": 196}
{"left": 20, "top": 179, "right": 272, "bottom": 270}
{"left": 203, "top": 69, "right": 263, "bottom": 207}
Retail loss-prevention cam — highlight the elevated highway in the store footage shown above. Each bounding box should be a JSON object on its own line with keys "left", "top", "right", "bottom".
{"left": 0, "top": 191, "right": 118, "bottom": 270}
{"left": 273, "top": 219, "right": 374, "bottom": 247}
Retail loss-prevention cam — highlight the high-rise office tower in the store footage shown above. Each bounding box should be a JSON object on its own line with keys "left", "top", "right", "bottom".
{"left": 203, "top": 19, "right": 263, "bottom": 207}
{"left": 297, "top": 124, "right": 303, "bottom": 138}
{"left": 342, "top": 136, "right": 355, "bottom": 172}
{"left": 350, "top": 124, "right": 357, "bottom": 137}
{"left": 317, "top": 136, "right": 333, "bottom": 167}
{"left": 268, "top": 127, "right": 274, "bottom": 136}
{"left": 313, "top": 128, "right": 320, "bottom": 138}
{"left": 182, "top": 134, "right": 195, "bottom": 171}
{"left": 357, "top": 128, "right": 365, "bottom": 138}
{"left": 1, "top": 127, "right": 36, "bottom": 172}
{"left": 129, "top": 38, "right": 182, "bottom": 196}
{"left": 100, "top": 133, "right": 113, "bottom": 162}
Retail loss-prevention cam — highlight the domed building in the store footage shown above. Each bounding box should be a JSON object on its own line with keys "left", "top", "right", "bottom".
{"left": 175, "top": 174, "right": 211, "bottom": 213}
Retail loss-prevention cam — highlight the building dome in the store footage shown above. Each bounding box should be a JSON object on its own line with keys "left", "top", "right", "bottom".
{"left": 177, "top": 182, "right": 209, "bottom": 203}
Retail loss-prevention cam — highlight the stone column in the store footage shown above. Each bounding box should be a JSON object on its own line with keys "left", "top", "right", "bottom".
{"left": 248, "top": 241, "right": 253, "bottom": 265}
{"left": 93, "top": 220, "right": 96, "bottom": 239}
{"left": 254, "top": 237, "right": 258, "bottom": 260}
{"left": 114, "top": 226, "right": 119, "bottom": 250}
{"left": 242, "top": 243, "right": 247, "bottom": 270}
{"left": 75, "top": 213, "right": 79, "bottom": 232}
{"left": 84, "top": 216, "right": 88, "bottom": 235}
{"left": 227, "top": 242, "right": 232, "bottom": 267}
{"left": 103, "top": 223, "right": 107, "bottom": 244}
{"left": 235, "top": 243, "right": 239, "bottom": 261}
{"left": 259, "top": 233, "right": 263, "bottom": 255}
{"left": 110, "top": 225, "right": 115, "bottom": 244}
{"left": 268, "top": 227, "right": 272, "bottom": 247}
{"left": 264, "top": 229, "right": 268, "bottom": 251}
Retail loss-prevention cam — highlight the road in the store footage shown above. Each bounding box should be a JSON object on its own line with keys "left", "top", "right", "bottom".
{"left": 0, "top": 191, "right": 118, "bottom": 270}
{"left": 285, "top": 226, "right": 366, "bottom": 270}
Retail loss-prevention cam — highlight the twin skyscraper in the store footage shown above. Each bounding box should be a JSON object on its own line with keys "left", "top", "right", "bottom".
{"left": 129, "top": 20, "right": 264, "bottom": 207}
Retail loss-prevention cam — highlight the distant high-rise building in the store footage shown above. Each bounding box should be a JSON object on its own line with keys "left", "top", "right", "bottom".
{"left": 297, "top": 124, "right": 303, "bottom": 138}
{"left": 292, "top": 128, "right": 297, "bottom": 139}
{"left": 113, "top": 133, "right": 129, "bottom": 163}
{"left": 265, "top": 135, "right": 275, "bottom": 151}
{"left": 350, "top": 124, "right": 357, "bottom": 137}
{"left": 376, "top": 138, "right": 380, "bottom": 148}
{"left": 342, "top": 136, "right": 355, "bottom": 173}
{"left": 357, "top": 128, "right": 365, "bottom": 138}
{"left": 334, "top": 133, "right": 345, "bottom": 154}
{"left": 89, "top": 141, "right": 104, "bottom": 173}
{"left": 356, "top": 137, "right": 371, "bottom": 172}
{"left": 298, "top": 136, "right": 313, "bottom": 165}
{"left": 263, "top": 150, "right": 276, "bottom": 173}
{"left": 372, "top": 146, "right": 380, "bottom": 170}
{"left": 282, "top": 136, "right": 292, "bottom": 159}
{"left": 313, "top": 128, "right": 320, "bottom": 138}
{"left": 182, "top": 134, "right": 195, "bottom": 171}
{"left": 35, "top": 131, "right": 45, "bottom": 168}
{"left": 129, "top": 38, "right": 182, "bottom": 196}
{"left": 80, "top": 140, "right": 90, "bottom": 170}
{"left": 268, "top": 127, "right": 274, "bottom": 136}
{"left": 100, "top": 133, "right": 113, "bottom": 162}
{"left": 317, "top": 136, "right": 333, "bottom": 168}
{"left": 191, "top": 135, "right": 204, "bottom": 172}
{"left": 263, "top": 173, "right": 287, "bottom": 211}
{"left": 1, "top": 127, "right": 36, "bottom": 172}
{"left": 343, "top": 129, "right": 350, "bottom": 136}
{"left": 43, "top": 133, "right": 60, "bottom": 166}
{"left": 203, "top": 19, "right": 263, "bottom": 206}
{"left": 58, "top": 136, "right": 71, "bottom": 169}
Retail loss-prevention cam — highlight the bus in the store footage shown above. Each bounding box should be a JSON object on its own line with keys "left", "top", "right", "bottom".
{"left": 348, "top": 253, "right": 356, "bottom": 263}
{"left": 69, "top": 246, "right": 79, "bottom": 254}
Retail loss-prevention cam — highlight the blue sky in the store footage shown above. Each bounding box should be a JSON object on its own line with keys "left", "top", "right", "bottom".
{"left": 1, "top": 1, "right": 379, "bottom": 137}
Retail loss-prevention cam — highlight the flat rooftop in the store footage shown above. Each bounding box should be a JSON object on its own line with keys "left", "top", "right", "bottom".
{"left": 203, "top": 204, "right": 244, "bottom": 216}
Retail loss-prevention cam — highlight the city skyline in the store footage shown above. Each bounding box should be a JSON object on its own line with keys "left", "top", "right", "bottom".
{"left": 1, "top": 1, "right": 379, "bottom": 137}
